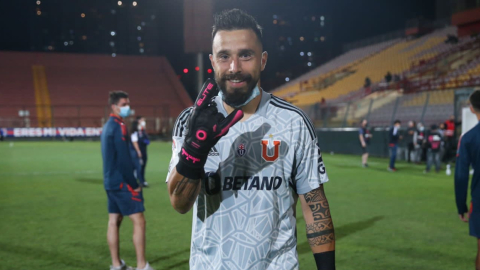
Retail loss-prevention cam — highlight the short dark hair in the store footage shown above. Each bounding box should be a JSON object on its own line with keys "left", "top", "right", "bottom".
{"left": 109, "top": 91, "right": 128, "bottom": 105}
{"left": 394, "top": 120, "right": 401, "bottom": 125}
{"left": 212, "top": 9, "right": 263, "bottom": 47}
{"left": 470, "top": 90, "right": 480, "bottom": 112}
{"left": 130, "top": 119, "right": 139, "bottom": 134}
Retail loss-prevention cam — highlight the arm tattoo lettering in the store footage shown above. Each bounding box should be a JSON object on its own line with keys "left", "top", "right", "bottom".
{"left": 173, "top": 177, "right": 200, "bottom": 203}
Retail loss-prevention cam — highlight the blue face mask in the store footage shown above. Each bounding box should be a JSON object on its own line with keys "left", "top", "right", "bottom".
{"left": 118, "top": 105, "right": 131, "bottom": 118}
{"left": 219, "top": 85, "right": 261, "bottom": 109}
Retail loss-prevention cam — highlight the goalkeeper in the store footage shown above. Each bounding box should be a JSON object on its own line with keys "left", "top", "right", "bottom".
{"left": 166, "top": 9, "right": 335, "bottom": 270}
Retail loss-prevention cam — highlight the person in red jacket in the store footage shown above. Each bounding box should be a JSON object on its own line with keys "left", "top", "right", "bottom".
{"left": 444, "top": 115, "right": 460, "bottom": 164}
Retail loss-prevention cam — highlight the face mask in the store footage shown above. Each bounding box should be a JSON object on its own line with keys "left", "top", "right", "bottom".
{"left": 141, "top": 121, "right": 146, "bottom": 128}
{"left": 118, "top": 105, "right": 131, "bottom": 118}
{"left": 218, "top": 85, "right": 261, "bottom": 109}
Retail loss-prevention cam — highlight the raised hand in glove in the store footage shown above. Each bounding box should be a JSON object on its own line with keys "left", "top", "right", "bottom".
{"left": 176, "top": 79, "right": 244, "bottom": 179}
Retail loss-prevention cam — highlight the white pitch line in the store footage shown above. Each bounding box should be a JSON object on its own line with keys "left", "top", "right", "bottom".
{"left": 0, "top": 170, "right": 100, "bottom": 176}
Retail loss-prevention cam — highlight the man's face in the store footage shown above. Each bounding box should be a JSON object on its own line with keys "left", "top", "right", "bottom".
{"left": 210, "top": 29, "right": 267, "bottom": 107}
{"left": 362, "top": 120, "right": 367, "bottom": 127}
{"left": 111, "top": 98, "right": 129, "bottom": 115}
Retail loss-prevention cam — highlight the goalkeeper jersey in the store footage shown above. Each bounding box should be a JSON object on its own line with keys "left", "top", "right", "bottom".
{"left": 166, "top": 91, "right": 329, "bottom": 270}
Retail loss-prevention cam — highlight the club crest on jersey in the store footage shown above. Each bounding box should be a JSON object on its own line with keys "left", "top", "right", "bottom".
{"left": 237, "top": 143, "right": 246, "bottom": 157}
{"left": 261, "top": 139, "right": 281, "bottom": 162}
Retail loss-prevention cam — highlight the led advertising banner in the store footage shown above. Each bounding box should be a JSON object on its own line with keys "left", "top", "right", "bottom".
{"left": 1, "top": 127, "right": 102, "bottom": 138}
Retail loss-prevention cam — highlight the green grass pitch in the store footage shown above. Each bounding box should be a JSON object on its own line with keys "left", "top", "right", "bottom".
{"left": 0, "top": 141, "right": 474, "bottom": 270}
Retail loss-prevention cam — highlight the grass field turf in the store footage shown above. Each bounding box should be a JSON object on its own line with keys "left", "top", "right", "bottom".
{"left": 0, "top": 141, "right": 474, "bottom": 270}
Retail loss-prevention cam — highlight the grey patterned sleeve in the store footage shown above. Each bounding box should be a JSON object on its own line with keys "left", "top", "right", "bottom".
{"left": 166, "top": 107, "right": 192, "bottom": 183}
{"left": 294, "top": 120, "right": 329, "bottom": 194}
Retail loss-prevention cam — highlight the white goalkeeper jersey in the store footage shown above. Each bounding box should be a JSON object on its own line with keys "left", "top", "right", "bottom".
{"left": 166, "top": 91, "right": 329, "bottom": 270}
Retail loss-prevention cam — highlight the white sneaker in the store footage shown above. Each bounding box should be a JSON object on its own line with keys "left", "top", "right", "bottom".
{"left": 110, "top": 259, "right": 129, "bottom": 270}
{"left": 136, "top": 262, "right": 155, "bottom": 270}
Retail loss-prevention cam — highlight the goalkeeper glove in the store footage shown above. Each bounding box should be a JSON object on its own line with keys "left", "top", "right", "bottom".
{"left": 176, "top": 78, "right": 243, "bottom": 179}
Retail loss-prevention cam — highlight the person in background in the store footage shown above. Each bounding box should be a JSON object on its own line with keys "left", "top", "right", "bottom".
{"left": 406, "top": 121, "right": 417, "bottom": 163}
{"left": 455, "top": 89, "right": 480, "bottom": 269}
{"left": 359, "top": 119, "right": 372, "bottom": 167}
{"left": 130, "top": 119, "right": 145, "bottom": 187}
{"left": 137, "top": 116, "right": 150, "bottom": 187}
{"left": 0, "top": 128, "right": 3, "bottom": 141}
{"left": 424, "top": 124, "right": 442, "bottom": 173}
{"left": 101, "top": 91, "right": 153, "bottom": 270}
{"left": 438, "top": 122, "right": 446, "bottom": 137}
{"left": 416, "top": 122, "right": 426, "bottom": 163}
{"left": 444, "top": 115, "right": 460, "bottom": 165}
{"left": 388, "top": 120, "right": 402, "bottom": 172}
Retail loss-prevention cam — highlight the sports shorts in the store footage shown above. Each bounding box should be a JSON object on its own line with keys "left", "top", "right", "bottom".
{"left": 106, "top": 183, "right": 144, "bottom": 216}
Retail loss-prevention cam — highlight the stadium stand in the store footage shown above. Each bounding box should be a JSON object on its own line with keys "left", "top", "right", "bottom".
{"left": 271, "top": 23, "right": 480, "bottom": 128}
{"left": 283, "top": 26, "right": 459, "bottom": 107}
{"left": 271, "top": 39, "right": 401, "bottom": 98}
{"left": 0, "top": 51, "right": 192, "bottom": 133}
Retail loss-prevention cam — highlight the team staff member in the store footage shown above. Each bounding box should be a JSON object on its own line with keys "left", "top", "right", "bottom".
{"left": 455, "top": 90, "right": 480, "bottom": 269}
{"left": 359, "top": 119, "right": 371, "bottom": 167}
{"left": 136, "top": 116, "right": 150, "bottom": 187}
{"left": 101, "top": 91, "right": 154, "bottom": 270}
{"left": 388, "top": 120, "right": 402, "bottom": 171}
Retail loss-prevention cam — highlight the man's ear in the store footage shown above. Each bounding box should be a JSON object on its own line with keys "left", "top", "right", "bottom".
{"left": 261, "top": 51, "right": 268, "bottom": 71}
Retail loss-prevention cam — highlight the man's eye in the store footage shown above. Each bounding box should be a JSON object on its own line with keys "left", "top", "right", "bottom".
{"left": 241, "top": 54, "right": 252, "bottom": 59}
{"left": 219, "top": 55, "right": 228, "bottom": 60}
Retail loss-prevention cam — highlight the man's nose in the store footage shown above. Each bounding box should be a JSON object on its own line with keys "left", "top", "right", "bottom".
{"left": 229, "top": 58, "right": 241, "bottom": 73}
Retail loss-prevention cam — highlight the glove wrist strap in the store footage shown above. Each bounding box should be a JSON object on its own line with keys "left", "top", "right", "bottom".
{"left": 176, "top": 146, "right": 208, "bottom": 179}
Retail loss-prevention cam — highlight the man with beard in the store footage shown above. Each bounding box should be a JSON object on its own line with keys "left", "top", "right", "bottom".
{"left": 166, "top": 9, "right": 335, "bottom": 270}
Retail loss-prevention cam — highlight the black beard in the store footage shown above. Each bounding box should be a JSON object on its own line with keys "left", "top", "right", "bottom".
{"left": 216, "top": 73, "right": 258, "bottom": 108}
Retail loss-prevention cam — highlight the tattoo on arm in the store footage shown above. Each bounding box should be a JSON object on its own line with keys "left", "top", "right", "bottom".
{"left": 304, "top": 187, "right": 335, "bottom": 247}
{"left": 304, "top": 188, "right": 330, "bottom": 221}
{"left": 306, "top": 219, "right": 335, "bottom": 246}
{"left": 173, "top": 177, "right": 200, "bottom": 203}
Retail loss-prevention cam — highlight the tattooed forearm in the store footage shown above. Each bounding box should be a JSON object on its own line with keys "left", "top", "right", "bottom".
{"left": 306, "top": 220, "right": 335, "bottom": 246}
{"left": 304, "top": 187, "right": 331, "bottom": 221}
{"left": 173, "top": 177, "right": 201, "bottom": 203}
{"left": 303, "top": 186, "right": 335, "bottom": 248}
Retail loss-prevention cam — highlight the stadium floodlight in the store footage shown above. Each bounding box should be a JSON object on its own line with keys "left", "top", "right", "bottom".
{"left": 285, "top": 77, "right": 290, "bottom": 82}
{"left": 307, "top": 62, "right": 312, "bottom": 67}
{"left": 307, "top": 52, "right": 312, "bottom": 56}
{"left": 110, "top": 31, "right": 116, "bottom": 36}
{"left": 300, "top": 52, "right": 304, "bottom": 56}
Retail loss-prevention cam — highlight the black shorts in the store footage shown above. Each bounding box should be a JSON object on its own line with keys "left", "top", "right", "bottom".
{"left": 106, "top": 183, "right": 144, "bottom": 216}
{"left": 361, "top": 145, "right": 369, "bottom": 154}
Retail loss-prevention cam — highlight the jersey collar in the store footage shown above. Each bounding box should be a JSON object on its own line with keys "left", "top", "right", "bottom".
{"left": 110, "top": 114, "right": 124, "bottom": 122}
